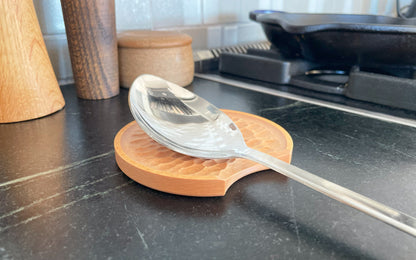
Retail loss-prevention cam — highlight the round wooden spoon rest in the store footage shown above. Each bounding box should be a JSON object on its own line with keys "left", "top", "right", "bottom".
{"left": 114, "top": 109, "right": 293, "bottom": 197}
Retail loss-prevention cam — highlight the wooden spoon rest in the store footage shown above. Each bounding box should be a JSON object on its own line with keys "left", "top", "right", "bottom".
{"left": 114, "top": 109, "right": 293, "bottom": 197}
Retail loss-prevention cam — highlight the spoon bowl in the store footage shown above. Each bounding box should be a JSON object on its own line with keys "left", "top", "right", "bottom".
{"left": 128, "top": 74, "right": 247, "bottom": 159}
{"left": 129, "top": 74, "right": 416, "bottom": 237}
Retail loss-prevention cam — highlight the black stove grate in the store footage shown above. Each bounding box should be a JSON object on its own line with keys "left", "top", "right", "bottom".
{"left": 217, "top": 48, "right": 416, "bottom": 112}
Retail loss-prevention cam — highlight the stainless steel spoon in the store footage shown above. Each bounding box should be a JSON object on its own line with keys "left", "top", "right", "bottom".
{"left": 128, "top": 74, "right": 416, "bottom": 237}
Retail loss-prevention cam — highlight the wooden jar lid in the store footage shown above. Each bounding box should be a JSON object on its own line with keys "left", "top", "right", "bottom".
{"left": 114, "top": 109, "right": 293, "bottom": 197}
{"left": 118, "top": 30, "right": 192, "bottom": 49}
{"left": 118, "top": 30, "right": 194, "bottom": 88}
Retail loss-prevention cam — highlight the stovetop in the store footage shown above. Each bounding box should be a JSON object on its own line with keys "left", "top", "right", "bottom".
{"left": 194, "top": 42, "right": 416, "bottom": 122}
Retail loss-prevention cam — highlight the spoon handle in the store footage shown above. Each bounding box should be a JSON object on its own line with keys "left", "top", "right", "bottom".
{"left": 240, "top": 147, "right": 416, "bottom": 237}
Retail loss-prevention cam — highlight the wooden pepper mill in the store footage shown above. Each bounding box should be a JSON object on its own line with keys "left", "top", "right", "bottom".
{"left": 61, "top": 0, "right": 119, "bottom": 100}
{"left": 0, "top": 0, "right": 65, "bottom": 123}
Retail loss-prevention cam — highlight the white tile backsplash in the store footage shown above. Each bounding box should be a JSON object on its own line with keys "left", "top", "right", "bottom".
{"left": 240, "top": 0, "right": 267, "bottom": 21}
{"left": 258, "top": 0, "right": 272, "bottom": 9}
{"left": 380, "top": 0, "right": 397, "bottom": 16}
{"left": 342, "top": 0, "right": 379, "bottom": 14}
{"left": 271, "top": 1, "right": 284, "bottom": 11}
{"left": 203, "top": 0, "right": 241, "bottom": 24}
{"left": 206, "top": 25, "right": 222, "bottom": 48}
{"left": 115, "top": 0, "right": 152, "bottom": 30}
{"left": 32, "top": 0, "right": 400, "bottom": 83}
{"left": 321, "top": 0, "right": 344, "bottom": 13}
{"left": 175, "top": 27, "right": 208, "bottom": 50}
{"left": 237, "top": 23, "right": 266, "bottom": 44}
{"left": 33, "top": 0, "right": 66, "bottom": 35}
{"left": 43, "top": 34, "right": 73, "bottom": 84}
{"left": 222, "top": 25, "right": 238, "bottom": 46}
{"left": 202, "top": 0, "right": 220, "bottom": 24}
{"left": 183, "top": 0, "right": 202, "bottom": 25}
{"left": 151, "top": 0, "right": 184, "bottom": 28}
{"left": 306, "top": 0, "right": 320, "bottom": 13}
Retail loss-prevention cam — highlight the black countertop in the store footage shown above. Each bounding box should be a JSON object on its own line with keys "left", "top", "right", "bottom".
{"left": 1, "top": 78, "right": 415, "bottom": 259}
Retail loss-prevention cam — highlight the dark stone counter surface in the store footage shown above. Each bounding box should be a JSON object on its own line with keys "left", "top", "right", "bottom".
{"left": 1, "top": 78, "right": 415, "bottom": 259}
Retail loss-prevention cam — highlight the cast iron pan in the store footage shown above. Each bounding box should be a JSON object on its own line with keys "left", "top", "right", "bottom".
{"left": 250, "top": 10, "right": 416, "bottom": 68}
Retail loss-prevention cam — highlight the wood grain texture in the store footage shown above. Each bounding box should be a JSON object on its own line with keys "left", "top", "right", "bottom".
{"left": 0, "top": 0, "right": 65, "bottom": 123}
{"left": 61, "top": 0, "right": 119, "bottom": 99}
{"left": 118, "top": 30, "right": 193, "bottom": 49}
{"left": 114, "top": 110, "right": 293, "bottom": 197}
{"left": 118, "top": 30, "right": 194, "bottom": 88}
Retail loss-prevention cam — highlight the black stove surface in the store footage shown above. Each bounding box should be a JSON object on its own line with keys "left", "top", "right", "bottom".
{"left": 216, "top": 47, "right": 416, "bottom": 115}
{"left": 204, "top": 72, "right": 416, "bottom": 122}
